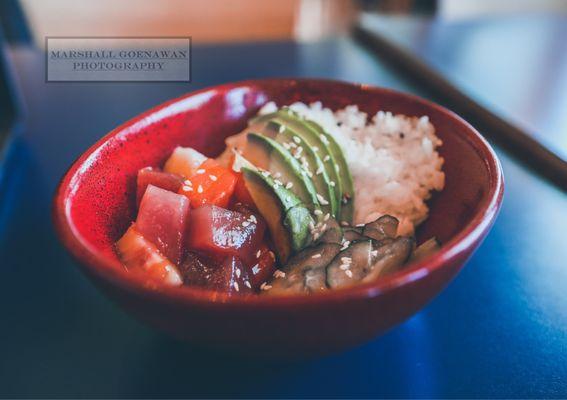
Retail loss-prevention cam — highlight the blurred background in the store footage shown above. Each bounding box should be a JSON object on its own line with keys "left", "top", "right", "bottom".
{"left": 7, "top": 0, "right": 567, "bottom": 44}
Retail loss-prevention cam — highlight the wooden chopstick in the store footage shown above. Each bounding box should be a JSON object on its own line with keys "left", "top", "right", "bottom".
{"left": 353, "top": 24, "right": 567, "bottom": 191}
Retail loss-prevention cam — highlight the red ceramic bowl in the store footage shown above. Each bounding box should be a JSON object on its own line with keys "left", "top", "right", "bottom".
{"left": 53, "top": 79, "right": 503, "bottom": 358}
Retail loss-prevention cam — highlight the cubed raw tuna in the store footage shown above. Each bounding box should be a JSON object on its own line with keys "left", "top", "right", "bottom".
{"left": 178, "top": 252, "right": 216, "bottom": 286}
{"left": 210, "top": 256, "right": 253, "bottom": 295}
{"left": 186, "top": 204, "right": 266, "bottom": 265}
{"left": 116, "top": 225, "right": 183, "bottom": 286}
{"left": 136, "top": 185, "right": 190, "bottom": 265}
{"left": 231, "top": 175, "right": 257, "bottom": 209}
{"left": 246, "top": 242, "right": 277, "bottom": 289}
{"left": 136, "top": 167, "right": 185, "bottom": 206}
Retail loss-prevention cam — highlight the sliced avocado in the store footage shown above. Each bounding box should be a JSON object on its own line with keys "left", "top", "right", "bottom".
{"left": 303, "top": 119, "right": 355, "bottom": 224}
{"left": 256, "top": 120, "right": 338, "bottom": 218}
{"left": 244, "top": 132, "right": 321, "bottom": 214}
{"left": 250, "top": 110, "right": 342, "bottom": 212}
{"left": 241, "top": 167, "right": 313, "bottom": 263}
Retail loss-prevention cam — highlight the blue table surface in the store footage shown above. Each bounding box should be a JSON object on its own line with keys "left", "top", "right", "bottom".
{"left": 1, "top": 36, "right": 566, "bottom": 398}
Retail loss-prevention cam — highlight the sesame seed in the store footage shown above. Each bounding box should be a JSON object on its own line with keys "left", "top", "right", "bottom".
{"left": 371, "top": 250, "right": 378, "bottom": 257}
{"left": 341, "top": 221, "right": 349, "bottom": 226}
{"left": 196, "top": 169, "right": 205, "bottom": 174}
{"left": 261, "top": 171, "right": 271, "bottom": 177}
{"left": 312, "top": 146, "right": 319, "bottom": 152}
{"left": 316, "top": 166, "right": 324, "bottom": 175}
{"left": 236, "top": 268, "right": 241, "bottom": 278}
{"left": 260, "top": 282, "right": 272, "bottom": 291}
{"left": 249, "top": 215, "right": 257, "bottom": 223}
{"left": 336, "top": 165, "right": 340, "bottom": 172}
{"left": 273, "top": 270, "right": 286, "bottom": 278}
{"left": 184, "top": 179, "right": 191, "bottom": 185}
{"left": 293, "top": 136, "right": 301, "bottom": 144}
{"left": 316, "top": 194, "right": 329, "bottom": 205}
{"left": 306, "top": 171, "right": 313, "bottom": 178}
{"left": 345, "top": 270, "right": 353, "bottom": 278}
{"left": 244, "top": 281, "right": 252, "bottom": 288}
{"left": 279, "top": 125, "right": 286, "bottom": 133}
{"left": 209, "top": 174, "right": 217, "bottom": 181}
{"left": 197, "top": 185, "right": 203, "bottom": 193}
{"left": 268, "top": 251, "right": 275, "bottom": 260}
{"left": 356, "top": 223, "right": 365, "bottom": 227}
{"left": 321, "top": 223, "right": 327, "bottom": 231}
{"left": 274, "top": 172, "right": 282, "bottom": 178}
{"left": 312, "top": 253, "right": 322, "bottom": 259}
{"left": 252, "top": 264, "right": 260, "bottom": 274}
{"left": 234, "top": 282, "right": 240, "bottom": 291}
{"left": 339, "top": 264, "right": 349, "bottom": 270}
{"left": 324, "top": 213, "right": 330, "bottom": 221}
{"left": 242, "top": 221, "right": 250, "bottom": 227}
{"left": 256, "top": 250, "right": 261, "bottom": 258}
{"left": 282, "top": 142, "right": 291, "bottom": 150}
{"left": 285, "top": 182, "right": 293, "bottom": 189}
{"left": 182, "top": 185, "right": 192, "bottom": 192}
{"left": 341, "top": 257, "right": 352, "bottom": 263}
{"left": 308, "top": 221, "right": 315, "bottom": 230}
{"left": 314, "top": 209, "right": 323, "bottom": 216}
{"left": 323, "top": 155, "right": 331, "bottom": 162}
{"left": 319, "top": 134, "right": 329, "bottom": 145}
{"left": 330, "top": 181, "right": 336, "bottom": 187}
{"left": 274, "top": 179, "right": 283, "bottom": 186}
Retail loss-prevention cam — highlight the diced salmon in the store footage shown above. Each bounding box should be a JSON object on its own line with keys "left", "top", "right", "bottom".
{"left": 178, "top": 159, "right": 238, "bottom": 209}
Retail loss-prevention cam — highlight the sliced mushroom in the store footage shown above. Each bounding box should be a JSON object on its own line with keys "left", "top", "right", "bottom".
{"left": 326, "top": 240, "right": 378, "bottom": 289}
{"left": 363, "top": 215, "right": 399, "bottom": 241}
{"left": 317, "top": 218, "right": 343, "bottom": 245}
{"left": 267, "top": 243, "right": 341, "bottom": 295}
{"left": 362, "top": 237, "right": 414, "bottom": 283}
{"left": 343, "top": 227, "right": 365, "bottom": 242}
{"left": 410, "top": 237, "right": 440, "bottom": 263}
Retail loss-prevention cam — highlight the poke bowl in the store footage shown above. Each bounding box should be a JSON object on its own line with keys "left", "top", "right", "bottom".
{"left": 53, "top": 78, "right": 503, "bottom": 358}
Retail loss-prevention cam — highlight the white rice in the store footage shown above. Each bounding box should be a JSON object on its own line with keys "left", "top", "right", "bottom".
{"left": 259, "top": 101, "right": 445, "bottom": 235}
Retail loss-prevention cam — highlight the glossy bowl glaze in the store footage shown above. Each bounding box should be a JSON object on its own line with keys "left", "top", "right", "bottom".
{"left": 53, "top": 79, "right": 503, "bottom": 358}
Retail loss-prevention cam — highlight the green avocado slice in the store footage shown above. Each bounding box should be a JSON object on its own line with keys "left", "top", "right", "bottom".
{"left": 302, "top": 119, "right": 355, "bottom": 224}
{"left": 250, "top": 111, "right": 341, "bottom": 209}
{"left": 243, "top": 132, "right": 321, "bottom": 215}
{"left": 241, "top": 167, "right": 313, "bottom": 263}
{"left": 256, "top": 120, "right": 338, "bottom": 218}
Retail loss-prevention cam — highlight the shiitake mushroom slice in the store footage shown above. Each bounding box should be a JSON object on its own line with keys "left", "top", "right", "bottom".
{"left": 363, "top": 215, "right": 399, "bottom": 241}
{"left": 268, "top": 243, "right": 341, "bottom": 295}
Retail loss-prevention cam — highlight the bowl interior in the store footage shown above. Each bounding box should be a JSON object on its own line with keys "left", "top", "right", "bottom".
{"left": 59, "top": 79, "right": 495, "bottom": 282}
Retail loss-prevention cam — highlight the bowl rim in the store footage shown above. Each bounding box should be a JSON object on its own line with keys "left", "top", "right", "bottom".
{"left": 53, "top": 77, "right": 504, "bottom": 309}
